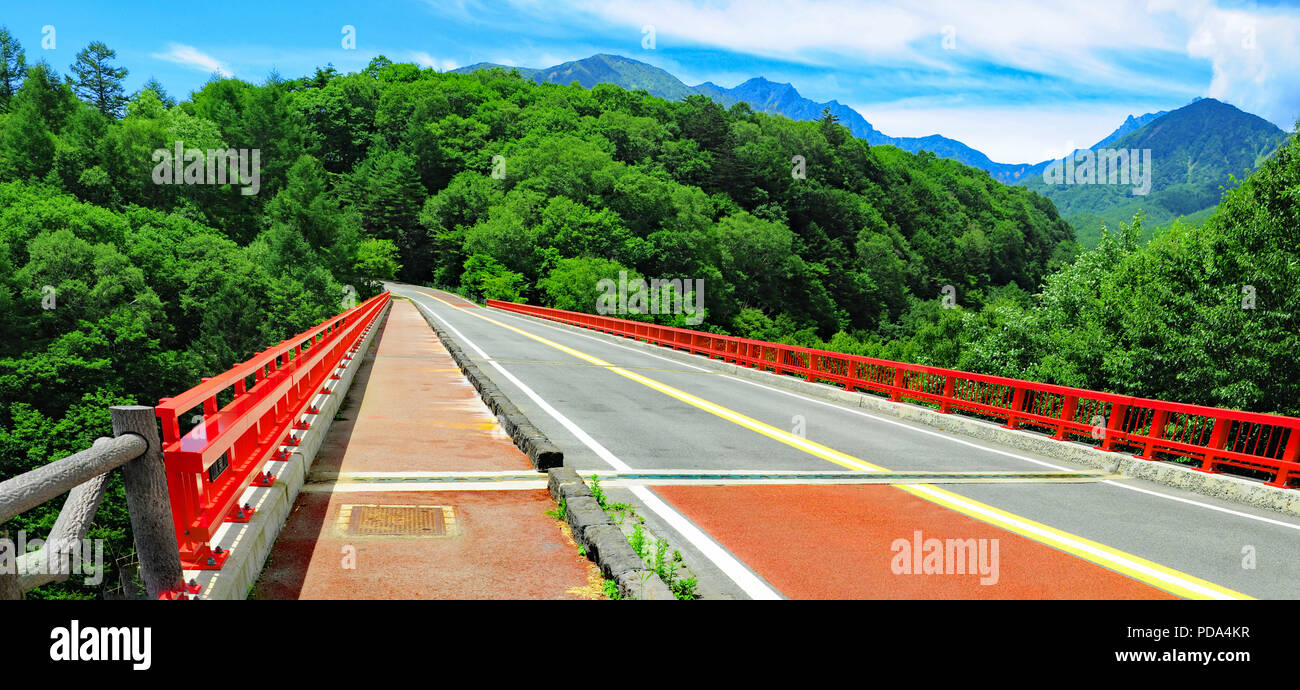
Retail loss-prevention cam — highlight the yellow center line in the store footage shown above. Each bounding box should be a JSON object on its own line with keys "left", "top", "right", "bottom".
{"left": 415, "top": 288, "right": 1252, "bottom": 600}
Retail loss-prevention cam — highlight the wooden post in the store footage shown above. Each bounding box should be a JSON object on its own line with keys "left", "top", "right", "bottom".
{"left": 111, "top": 406, "right": 184, "bottom": 599}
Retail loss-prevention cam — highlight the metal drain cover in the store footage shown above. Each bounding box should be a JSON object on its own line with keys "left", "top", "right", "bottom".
{"left": 338, "top": 504, "right": 457, "bottom": 536}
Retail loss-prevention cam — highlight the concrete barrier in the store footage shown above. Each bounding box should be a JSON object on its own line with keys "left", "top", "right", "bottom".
{"left": 546, "top": 467, "right": 675, "bottom": 600}
{"left": 411, "top": 299, "right": 563, "bottom": 470}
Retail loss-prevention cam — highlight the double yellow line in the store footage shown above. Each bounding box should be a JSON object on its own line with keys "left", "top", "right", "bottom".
{"left": 417, "top": 290, "right": 1251, "bottom": 600}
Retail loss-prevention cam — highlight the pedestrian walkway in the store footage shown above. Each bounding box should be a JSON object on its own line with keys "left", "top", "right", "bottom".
{"left": 252, "top": 299, "right": 603, "bottom": 599}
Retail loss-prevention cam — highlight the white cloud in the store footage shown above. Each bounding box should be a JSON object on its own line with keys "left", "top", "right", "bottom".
{"left": 409, "top": 51, "right": 460, "bottom": 71}
{"left": 151, "top": 43, "right": 232, "bottom": 77}
{"left": 1172, "top": 1, "right": 1300, "bottom": 131}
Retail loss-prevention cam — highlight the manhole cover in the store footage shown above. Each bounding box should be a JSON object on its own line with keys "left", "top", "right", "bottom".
{"left": 338, "top": 504, "right": 457, "bottom": 537}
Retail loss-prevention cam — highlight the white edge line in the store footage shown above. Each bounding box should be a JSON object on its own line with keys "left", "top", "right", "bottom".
{"left": 407, "top": 292, "right": 784, "bottom": 601}
{"left": 628, "top": 485, "right": 783, "bottom": 600}
{"left": 302, "top": 481, "right": 547, "bottom": 492}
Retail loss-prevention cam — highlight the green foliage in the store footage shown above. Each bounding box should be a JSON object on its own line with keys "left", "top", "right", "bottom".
{"left": 603, "top": 577, "right": 621, "bottom": 600}
{"left": 629, "top": 522, "right": 646, "bottom": 560}
{"left": 1022, "top": 99, "right": 1289, "bottom": 247}
{"left": 70, "top": 42, "right": 128, "bottom": 118}
{"left": 354, "top": 238, "right": 402, "bottom": 280}
{"left": 546, "top": 497, "right": 567, "bottom": 521}
{"left": 0, "top": 26, "right": 26, "bottom": 111}
{"left": 0, "top": 53, "right": 382, "bottom": 597}
{"left": 459, "top": 254, "right": 526, "bottom": 302}
{"left": 589, "top": 474, "right": 607, "bottom": 509}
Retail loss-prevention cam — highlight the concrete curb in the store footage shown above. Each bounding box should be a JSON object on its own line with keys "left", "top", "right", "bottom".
{"left": 191, "top": 300, "right": 392, "bottom": 600}
{"left": 548, "top": 467, "right": 676, "bottom": 600}
{"left": 409, "top": 298, "right": 563, "bottom": 470}
{"left": 493, "top": 307, "right": 1300, "bottom": 520}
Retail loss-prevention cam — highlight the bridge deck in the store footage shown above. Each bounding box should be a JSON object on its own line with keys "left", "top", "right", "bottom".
{"left": 390, "top": 283, "right": 1300, "bottom": 600}
{"left": 251, "top": 299, "right": 603, "bottom": 599}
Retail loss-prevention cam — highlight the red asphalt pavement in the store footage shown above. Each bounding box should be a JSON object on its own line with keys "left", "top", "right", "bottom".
{"left": 253, "top": 299, "right": 602, "bottom": 600}
{"left": 653, "top": 484, "right": 1177, "bottom": 599}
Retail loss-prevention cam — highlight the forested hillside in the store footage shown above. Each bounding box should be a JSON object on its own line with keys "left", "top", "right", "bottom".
{"left": 412, "top": 67, "right": 1078, "bottom": 333}
{"left": 1020, "top": 99, "right": 1288, "bottom": 246}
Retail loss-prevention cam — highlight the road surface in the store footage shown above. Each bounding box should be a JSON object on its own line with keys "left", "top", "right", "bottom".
{"left": 390, "top": 283, "right": 1300, "bottom": 600}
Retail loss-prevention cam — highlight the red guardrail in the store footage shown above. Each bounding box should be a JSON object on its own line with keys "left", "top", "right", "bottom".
{"left": 487, "top": 299, "right": 1300, "bottom": 489}
{"left": 156, "top": 292, "right": 390, "bottom": 569}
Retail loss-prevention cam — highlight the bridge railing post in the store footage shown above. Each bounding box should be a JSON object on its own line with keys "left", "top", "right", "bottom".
{"left": 1101, "top": 402, "right": 1129, "bottom": 451}
{"left": 1003, "top": 386, "right": 1027, "bottom": 429}
{"left": 111, "top": 406, "right": 184, "bottom": 599}
{"left": 1053, "top": 395, "right": 1078, "bottom": 440}
{"left": 938, "top": 375, "right": 956, "bottom": 413}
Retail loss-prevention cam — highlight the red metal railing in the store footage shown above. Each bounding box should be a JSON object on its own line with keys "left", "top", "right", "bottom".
{"left": 156, "top": 292, "right": 390, "bottom": 568}
{"left": 487, "top": 299, "right": 1300, "bottom": 489}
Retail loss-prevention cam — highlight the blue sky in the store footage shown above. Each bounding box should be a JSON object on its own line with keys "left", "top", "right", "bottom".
{"left": 4, "top": 1, "right": 1298, "bottom": 162}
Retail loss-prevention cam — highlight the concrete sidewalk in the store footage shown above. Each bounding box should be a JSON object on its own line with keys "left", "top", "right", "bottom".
{"left": 252, "top": 299, "right": 603, "bottom": 599}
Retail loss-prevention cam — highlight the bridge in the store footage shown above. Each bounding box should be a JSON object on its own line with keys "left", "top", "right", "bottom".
{"left": 3, "top": 283, "right": 1299, "bottom": 600}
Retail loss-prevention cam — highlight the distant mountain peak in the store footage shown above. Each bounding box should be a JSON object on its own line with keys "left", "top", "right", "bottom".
{"left": 450, "top": 53, "right": 1281, "bottom": 189}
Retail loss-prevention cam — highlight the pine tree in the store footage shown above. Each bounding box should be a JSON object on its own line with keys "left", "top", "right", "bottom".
{"left": 138, "top": 76, "right": 175, "bottom": 108}
{"left": 0, "top": 26, "right": 25, "bottom": 111}
{"left": 70, "top": 41, "right": 128, "bottom": 117}
{"left": 0, "top": 88, "right": 55, "bottom": 179}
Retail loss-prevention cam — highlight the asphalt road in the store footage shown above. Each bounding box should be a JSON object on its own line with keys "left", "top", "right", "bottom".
{"left": 390, "top": 282, "right": 1300, "bottom": 600}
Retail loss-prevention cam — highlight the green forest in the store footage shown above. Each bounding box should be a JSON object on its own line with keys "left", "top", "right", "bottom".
{"left": 1, "top": 33, "right": 1297, "bottom": 597}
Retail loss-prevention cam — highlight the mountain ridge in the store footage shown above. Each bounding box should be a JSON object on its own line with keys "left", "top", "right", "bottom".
{"left": 453, "top": 54, "right": 1029, "bottom": 176}
{"left": 452, "top": 53, "right": 1288, "bottom": 230}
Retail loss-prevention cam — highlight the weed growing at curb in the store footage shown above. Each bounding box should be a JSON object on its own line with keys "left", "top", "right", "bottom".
{"left": 607, "top": 501, "right": 632, "bottom": 526}
{"left": 591, "top": 474, "right": 700, "bottom": 600}
{"left": 546, "top": 497, "right": 567, "bottom": 521}
{"left": 630, "top": 522, "right": 646, "bottom": 559}
{"left": 603, "top": 578, "right": 620, "bottom": 600}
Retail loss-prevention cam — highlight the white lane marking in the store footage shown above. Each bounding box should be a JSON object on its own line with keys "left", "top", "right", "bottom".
{"left": 405, "top": 291, "right": 783, "bottom": 600}
{"left": 484, "top": 300, "right": 1300, "bottom": 534}
{"left": 1108, "top": 481, "right": 1300, "bottom": 532}
{"left": 628, "top": 485, "right": 783, "bottom": 600}
{"left": 301, "top": 481, "right": 549, "bottom": 492}
{"left": 326, "top": 470, "right": 543, "bottom": 478}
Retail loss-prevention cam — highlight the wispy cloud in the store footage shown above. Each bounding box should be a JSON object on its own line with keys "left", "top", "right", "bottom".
{"left": 151, "top": 43, "right": 232, "bottom": 77}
